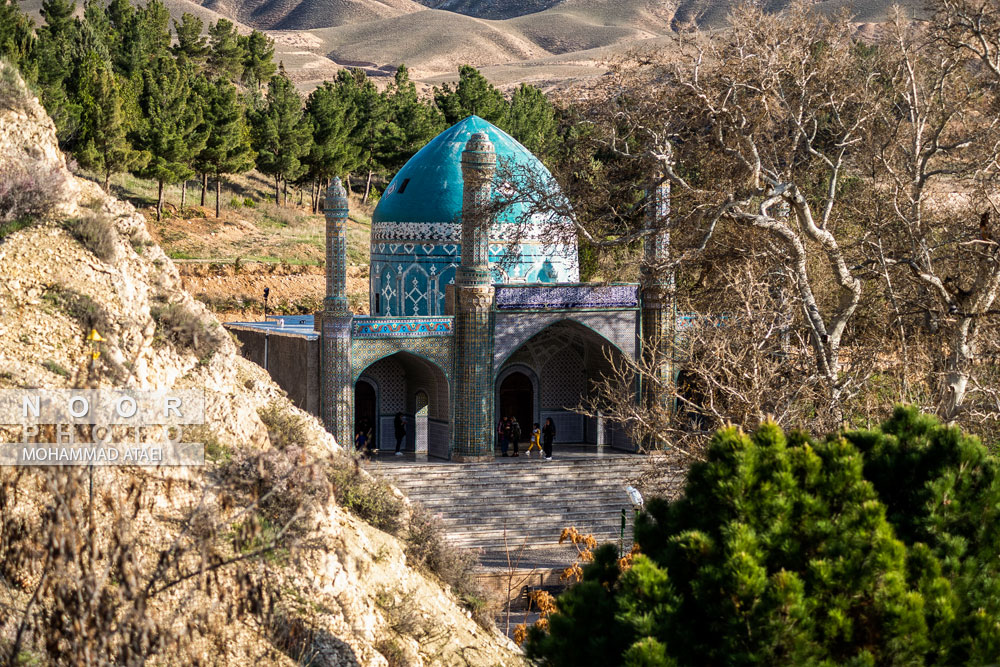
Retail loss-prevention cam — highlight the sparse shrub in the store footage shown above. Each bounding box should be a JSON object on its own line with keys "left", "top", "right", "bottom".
{"left": 375, "top": 587, "right": 423, "bottom": 636}
{"left": 243, "top": 197, "right": 255, "bottom": 208}
{"left": 229, "top": 196, "right": 243, "bottom": 209}
{"left": 0, "top": 161, "right": 65, "bottom": 238}
{"left": 404, "top": 503, "right": 496, "bottom": 628}
{"left": 0, "top": 59, "right": 32, "bottom": 113}
{"left": 328, "top": 452, "right": 406, "bottom": 535}
{"left": 42, "top": 285, "right": 113, "bottom": 338}
{"left": 42, "top": 359, "right": 70, "bottom": 377}
{"left": 258, "top": 402, "right": 309, "bottom": 450}
{"left": 374, "top": 639, "right": 406, "bottom": 667}
{"left": 64, "top": 209, "right": 118, "bottom": 262}
{"left": 150, "top": 299, "right": 226, "bottom": 358}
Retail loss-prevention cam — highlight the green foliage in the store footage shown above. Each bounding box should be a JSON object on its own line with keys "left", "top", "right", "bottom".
{"left": 206, "top": 18, "right": 243, "bottom": 82}
{"left": 193, "top": 75, "right": 254, "bottom": 216}
{"left": 238, "top": 30, "right": 275, "bottom": 91}
{"left": 171, "top": 13, "right": 208, "bottom": 67}
{"left": 504, "top": 82, "right": 557, "bottom": 162}
{"left": 0, "top": 0, "right": 34, "bottom": 69}
{"left": 251, "top": 69, "right": 312, "bottom": 203}
{"left": 75, "top": 53, "right": 147, "bottom": 190}
{"left": 377, "top": 63, "right": 444, "bottom": 174}
{"left": 527, "top": 408, "right": 1000, "bottom": 665}
{"left": 433, "top": 64, "right": 506, "bottom": 126}
{"left": 133, "top": 55, "right": 205, "bottom": 216}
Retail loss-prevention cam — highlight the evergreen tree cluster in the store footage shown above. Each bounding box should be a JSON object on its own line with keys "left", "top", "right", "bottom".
{"left": 0, "top": 1, "right": 559, "bottom": 219}
{"left": 526, "top": 406, "right": 1000, "bottom": 666}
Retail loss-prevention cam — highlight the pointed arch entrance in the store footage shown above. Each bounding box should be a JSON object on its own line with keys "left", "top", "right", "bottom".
{"left": 495, "top": 319, "right": 633, "bottom": 448}
{"left": 355, "top": 350, "right": 450, "bottom": 458}
{"left": 496, "top": 367, "right": 536, "bottom": 446}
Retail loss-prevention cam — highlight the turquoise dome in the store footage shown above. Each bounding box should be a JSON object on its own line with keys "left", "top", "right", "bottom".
{"left": 369, "top": 116, "right": 579, "bottom": 317}
{"left": 374, "top": 116, "right": 552, "bottom": 225}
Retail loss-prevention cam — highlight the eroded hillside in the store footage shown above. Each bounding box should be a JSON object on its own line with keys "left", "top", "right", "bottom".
{"left": 0, "top": 62, "right": 522, "bottom": 666}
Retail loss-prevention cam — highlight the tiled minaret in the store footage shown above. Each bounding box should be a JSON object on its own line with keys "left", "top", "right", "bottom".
{"left": 320, "top": 178, "right": 354, "bottom": 449}
{"left": 451, "top": 131, "right": 497, "bottom": 461}
{"left": 640, "top": 178, "right": 675, "bottom": 421}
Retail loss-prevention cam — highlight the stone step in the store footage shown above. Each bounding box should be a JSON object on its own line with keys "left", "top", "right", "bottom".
{"left": 395, "top": 489, "right": 633, "bottom": 504}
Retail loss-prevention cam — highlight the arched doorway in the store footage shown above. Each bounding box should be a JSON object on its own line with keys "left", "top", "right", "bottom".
{"left": 498, "top": 371, "right": 534, "bottom": 445}
{"left": 355, "top": 379, "right": 377, "bottom": 450}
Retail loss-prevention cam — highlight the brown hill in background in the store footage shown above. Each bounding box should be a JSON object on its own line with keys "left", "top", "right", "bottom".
{"left": 20, "top": 0, "right": 922, "bottom": 89}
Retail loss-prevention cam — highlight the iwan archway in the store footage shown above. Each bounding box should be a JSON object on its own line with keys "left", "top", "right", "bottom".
{"left": 355, "top": 350, "right": 450, "bottom": 458}
{"left": 494, "top": 319, "right": 632, "bottom": 448}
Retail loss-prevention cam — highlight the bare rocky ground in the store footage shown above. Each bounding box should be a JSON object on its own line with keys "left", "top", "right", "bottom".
{"left": 0, "top": 64, "right": 522, "bottom": 666}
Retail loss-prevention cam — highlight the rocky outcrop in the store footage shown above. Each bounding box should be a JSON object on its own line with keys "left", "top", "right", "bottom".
{"left": 0, "top": 62, "right": 522, "bottom": 666}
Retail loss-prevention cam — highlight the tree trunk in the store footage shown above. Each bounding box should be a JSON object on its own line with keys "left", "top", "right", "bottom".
{"left": 103, "top": 169, "right": 111, "bottom": 193}
{"left": 363, "top": 170, "right": 373, "bottom": 203}
{"left": 283, "top": 179, "right": 288, "bottom": 207}
{"left": 216, "top": 177, "right": 222, "bottom": 219}
{"left": 344, "top": 174, "right": 352, "bottom": 196}
{"left": 274, "top": 176, "right": 280, "bottom": 205}
{"left": 201, "top": 173, "right": 207, "bottom": 207}
{"left": 181, "top": 180, "right": 187, "bottom": 211}
{"left": 156, "top": 180, "right": 164, "bottom": 222}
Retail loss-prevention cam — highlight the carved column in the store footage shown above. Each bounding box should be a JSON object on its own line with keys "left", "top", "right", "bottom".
{"left": 639, "top": 179, "right": 675, "bottom": 429}
{"left": 451, "top": 131, "right": 496, "bottom": 461}
{"left": 320, "top": 178, "right": 354, "bottom": 450}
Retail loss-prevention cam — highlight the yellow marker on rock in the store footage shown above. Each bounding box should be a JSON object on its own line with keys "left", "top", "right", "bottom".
{"left": 87, "top": 329, "right": 105, "bottom": 360}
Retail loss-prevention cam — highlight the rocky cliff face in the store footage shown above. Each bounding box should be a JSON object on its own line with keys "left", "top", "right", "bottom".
{"left": 0, "top": 63, "right": 521, "bottom": 666}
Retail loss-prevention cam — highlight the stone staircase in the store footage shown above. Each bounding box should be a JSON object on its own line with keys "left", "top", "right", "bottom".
{"left": 367, "top": 454, "right": 656, "bottom": 569}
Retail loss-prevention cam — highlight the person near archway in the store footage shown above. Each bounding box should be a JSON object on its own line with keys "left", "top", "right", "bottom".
{"left": 510, "top": 417, "right": 522, "bottom": 457}
{"left": 542, "top": 418, "right": 556, "bottom": 461}
{"left": 526, "top": 422, "right": 542, "bottom": 457}
{"left": 393, "top": 412, "right": 406, "bottom": 456}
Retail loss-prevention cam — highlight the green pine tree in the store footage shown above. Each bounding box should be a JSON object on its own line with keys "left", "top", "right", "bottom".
{"left": 34, "top": 0, "right": 79, "bottom": 142}
{"left": 194, "top": 75, "right": 254, "bottom": 218}
{"left": 207, "top": 19, "right": 244, "bottom": 83}
{"left": 133, "top": 56, "right": 205, "bottom": 220}
{"left": 252, "top": 68, "right": 312, "bottom": 205}
{"left": 526, "top": 407, "right": 1000, "bottom": 665}
{"left": 433, "top": 64, "right": 507, "bottom": 126}
{"left": 238, "top": 29, "right": 275, "bottom": 92}
{"left": 172, "top": 13, "right": 208, "bottom": 69}
{"left": 377, "top": 63, "right": 444, "bottom": 175}
{"left": 304, "top": 80, "right": 355, "bottom": 212}
{"left": 335, "top": 68, "right": 386, "bottom": 202}
{"left": 0, "top": 0, "right": 34, "bottom": 71}
{"left": 504, "top": 83, "right": 557, "bottom": 163}
{"left": 76, "top": 52, "right": 147, "bottom": 191}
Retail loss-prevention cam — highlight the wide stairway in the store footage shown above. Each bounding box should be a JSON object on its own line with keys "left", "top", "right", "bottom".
{"left": 366, "top": 452, "right": 655, "bottom": 569}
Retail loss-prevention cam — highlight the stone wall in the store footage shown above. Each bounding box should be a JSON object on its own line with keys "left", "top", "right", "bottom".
{"left": 229, "top": 327, "right": 320, "bottom": 417}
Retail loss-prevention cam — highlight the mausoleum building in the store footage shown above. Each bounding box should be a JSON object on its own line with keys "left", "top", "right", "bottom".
{"left": 226, "top": 116, "right": 676, "bottom": 460}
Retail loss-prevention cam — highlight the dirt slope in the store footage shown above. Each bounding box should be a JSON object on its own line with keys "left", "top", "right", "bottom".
{"left": 0, "top": 62, "right": 521, "bottom": 667}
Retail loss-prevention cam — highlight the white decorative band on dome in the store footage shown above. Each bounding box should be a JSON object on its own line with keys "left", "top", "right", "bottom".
{"left": 372, "top": 219, "right": 576, "bottom": 244}
{"left": 372, "top": 222, "right": 461, "bottom": 242}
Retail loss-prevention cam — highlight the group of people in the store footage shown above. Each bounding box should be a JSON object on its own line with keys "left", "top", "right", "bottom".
{"left": 355, "top": 412, "right": 407, "bottom": 456}
{"left": 497, "top": 416, "right": 555, "bottom": 460}
{"left": 356, "top": 412, "right": 556, "bottom": 460}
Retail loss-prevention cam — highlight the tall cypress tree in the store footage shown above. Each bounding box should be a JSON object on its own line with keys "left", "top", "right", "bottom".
{"left": 194, "top": 76, "right": 254, "bottom": 218}
{"left": 252, "top": 69, "right": 311, "bottom": 206}
{"left": 76, "top": 52, "right": 147, "bottom": 191}
{"left": 34, "top": 0, "right": 79, "bottom": 142}
{"left": 133, "top": 56, "right": 205, "bottom": 220}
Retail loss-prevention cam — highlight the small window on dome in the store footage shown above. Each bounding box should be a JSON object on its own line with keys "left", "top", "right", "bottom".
{"left": 397, "top": 178, "right": 410, "bottom": 194}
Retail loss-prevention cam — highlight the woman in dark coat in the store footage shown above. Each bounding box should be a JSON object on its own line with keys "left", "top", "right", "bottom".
{"left": 542, "top": 418, "right": 555, "bottom": 460}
